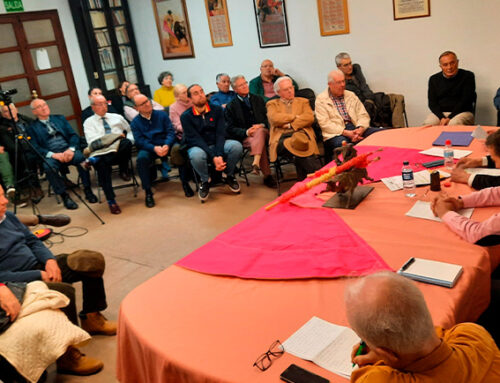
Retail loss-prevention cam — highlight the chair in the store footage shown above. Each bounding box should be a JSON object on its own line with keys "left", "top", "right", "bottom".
{"left": 94, "top": 157, "right": 139, "bottom": 203}
{"left": 272, "top": 153, "right": 297, "bottom": 196}
{"left": 236, "top": 147, "right": 251, "bottom": 187}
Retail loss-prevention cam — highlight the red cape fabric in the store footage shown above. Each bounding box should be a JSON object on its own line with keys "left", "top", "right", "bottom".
{"left": 177, "top": 203, "right": 391, "bottom": 279}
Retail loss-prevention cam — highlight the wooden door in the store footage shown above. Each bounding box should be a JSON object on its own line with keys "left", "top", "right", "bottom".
{"left": 0, "top": 10, "right": 83, "bottom": 134}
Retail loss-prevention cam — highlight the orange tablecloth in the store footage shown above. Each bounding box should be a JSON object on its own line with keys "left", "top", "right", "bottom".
{"left": 117, "top": 126, "right": 500, "bottom": 383}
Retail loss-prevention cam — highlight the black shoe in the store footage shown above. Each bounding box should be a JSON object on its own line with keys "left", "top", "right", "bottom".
{"left": 263, "top": 175, "right": 277, "bottom": 189}
{"left": 182, "top": 182, "right": 194, "bottom": 198}
{"left": 61, "top": 194, "right": 78, "bottom": 210}
{"left": 198, "top": 182, "right": 209, "bottom": 201}
{"left": 225, "top": 176, "right": 240, "bottom": 193}
{"left": 145, "top": 193, "right": 155, "bottom": 208}
{"left": 84, "top": 188, "right": 98, "bottom": 203}
{"left": 38, "top": 214, "right": 71, "bottom": 227}
{"left": 31, "top": 187, "right": 44, "bottom": 204}
{"left": 5, "top": 185, "right": 16, "bottom": 200}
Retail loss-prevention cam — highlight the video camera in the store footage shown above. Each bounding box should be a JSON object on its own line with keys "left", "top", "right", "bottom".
{"left": 0, "top": 86, "right": 17, "bottom": 105}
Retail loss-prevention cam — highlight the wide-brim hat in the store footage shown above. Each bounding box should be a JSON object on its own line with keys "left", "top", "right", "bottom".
{"left": 67, "top": 250, "right": 105, "bottom": 278}
{"left": 283, "top": 131, "right": 315, "bottom": 157}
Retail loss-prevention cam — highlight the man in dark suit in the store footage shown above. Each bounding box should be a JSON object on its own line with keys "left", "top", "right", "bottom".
{"left": 225, "top": 75, "right": 275, "bottom": 188}
{"left": 27, "top": 99, "right": 97, "bottom": 210}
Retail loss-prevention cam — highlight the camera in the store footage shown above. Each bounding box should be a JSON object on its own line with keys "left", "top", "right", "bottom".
{"left": 0, "top": 87, "right": 17, "bottom": 104}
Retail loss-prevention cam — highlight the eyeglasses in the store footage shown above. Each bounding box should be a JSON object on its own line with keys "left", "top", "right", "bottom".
{"left": 136, "top": 100, "right": 150, "bottom": 107}
{"left": 253, "top": 340, "right": 284, "bottom": 371}
{"left": 339, "top": 61, "right": 352, "bottom": 67}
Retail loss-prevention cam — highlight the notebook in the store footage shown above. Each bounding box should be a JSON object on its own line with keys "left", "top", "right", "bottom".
{"left": 432, "top": 131, "right": 473, "bottom": 147}
{"left": 397, "top": 257, "right": 463, "bottom": 288}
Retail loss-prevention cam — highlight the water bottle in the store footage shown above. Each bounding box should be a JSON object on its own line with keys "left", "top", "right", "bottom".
{"left": 444, "top": 139, "right": 454, "bottom": 169}
{"left": 402, "top": 161, "right": 416, "bottom": 197}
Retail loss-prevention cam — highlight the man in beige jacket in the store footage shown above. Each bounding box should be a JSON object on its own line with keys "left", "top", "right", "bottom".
{"left": 266, "top": 77, "right": 321, "bottom": 180}
{"left": 315, "top": 70, "right": 383, "bottom": 163}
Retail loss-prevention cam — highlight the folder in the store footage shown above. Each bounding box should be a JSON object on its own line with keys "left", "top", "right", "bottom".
{"left": 397, "top": 257, "right": 463, "bottom": 288}
{"left": 432, "top": 131, "right": 473, "bottom": 147}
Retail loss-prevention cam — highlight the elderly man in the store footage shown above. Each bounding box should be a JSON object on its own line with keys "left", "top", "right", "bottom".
{"left": 424, "top": 51, "right": 476, "bottom": 126}
{"left": 181, "top": 84, "right": 243, "bottom": 201}
{"left": 130, "top": 94, "right": 178, "bottom": 207}
{"left": 266, "top": 76, "right": 320, "bottom": 181}
{"left": 27, "top": 99, "right": 97, "bottom": 210}
{"left": 81, "top": 87, "right": 118, "bottom": 123}
{"left": 316, "top": 70, "right": 382, "bottom": 163}
{"left": 0, "top": 102, "right": 43, "bottom": 202}
{"left": 83, "top": 95, "right": 133, "bottom": 214}
{"left": 123, "top": 83, "right": 164, "bottom": 122}
{"left": 335, "top": 52, "right": 374, "bottom": 104}
{"left": 345, "top": 271, "right": 500, "bottom": 382}
{"left": 210, "top": 73, "right": 236, "bottom": 108}
{"left": 249, "top": 59, "right": 299, "bottom": 102}
{"left": 225, "top": 75, "right": 275, "bottom": 188}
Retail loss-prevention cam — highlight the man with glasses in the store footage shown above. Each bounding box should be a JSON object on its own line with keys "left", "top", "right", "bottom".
{"left": 27, "top": 99, "right": 97, "bottom": 210}
{"left": 424, "top": 51, "right": 476, "bottom": 126}
{"left": 81, "top": 87, "right": 118, "bottom": 123}
{"left": 130, "top": 93, "right": 176, "bottom": 207}
{"left": 83, "top": 95, "right": 133, "bottom": 214}
{"left": 225, "top": 75, "right": 276, "bottom": 188}
{"left": 123, "top": 83, "right": 164, "bottom": 122}
{"left": 335, "top": 52, "right": 374, "bottom": 104}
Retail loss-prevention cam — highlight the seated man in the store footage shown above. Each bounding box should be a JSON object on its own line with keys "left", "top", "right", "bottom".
{"left": 225, "top": 75, "right": 276, "bottom": 188}
{"left": 169, "top": 83, "right": 193, "bottom": 140}
{"left": 81, "top": 87, "right": 118, "bottom": 123}
{"left": 27, "top": 99, "right": 97, "bottom": 210}
{"left": 316, "top": 70, "right": 381, "bottom": 163}
{"left": 210, "top": 73, "right": 236, "bottom": 108}
{"left": 123, "top": 83, "right": 164, "bottom": 122}
{"left": 181, "top": 84, "right": 243, "bottom": 201}
{"left": 266, "top": 76, "right": 321, "bottom": 181}
{"left": 249, "top": 59, "right": 299, "bottom": 102}
{"left": 451, "top": 129, "right": 500, "bottom": 190}
{"left": 335, "top": 52, "right": 374, "bottom": 104}
{"left": 346, "top": 271, "right": 500, "bottom": 382}
{"left": 131, "top": 94, "right": 183, "bottom": 207}
{"left": 83, "top": 94, "right": 133, "bottom": 214}
{"left": 0, "top": 102, "right": 43, "bottom": 202}
{"left": 424, "top": 51, "right": 476, "bottom": 126}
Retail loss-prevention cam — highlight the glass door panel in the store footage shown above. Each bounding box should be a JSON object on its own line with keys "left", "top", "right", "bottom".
{"left": 0, "top": 23, "right": 17, "bottom": 48}
{"left": 104, "top": 72, "right": 119, "bottom": 91}
{"left": 0, "top": 78, "right": 31, "bottom": 103}
{"left": 47, "top": 95, "right": 74, "bottom": 115}
{"left": 38, "top": 71, "right": 69, "bottom": 95}
{"left": 30, "top": 46, "right": 62, "bottom": 70}
{"left": 22, "top": 19, "right": 55, "bottom": 44}
{"left": 0, "top": 52, "right": 25, "bottom": 77}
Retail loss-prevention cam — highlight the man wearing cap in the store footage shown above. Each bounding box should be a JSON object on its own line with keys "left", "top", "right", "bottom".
{"left": 266, "top": 76, "right": 320, "bottom": 181}
{"left": 316, "top": 70, "right": 382, "bottom": 163}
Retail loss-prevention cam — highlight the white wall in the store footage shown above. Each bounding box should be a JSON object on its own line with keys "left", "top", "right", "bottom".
{"left": 0, "top": 0, "right": 90, "bottom": 108}
{"left": 2, "top": 1, "right": 499, "bottom": 125}
{"left": 129, "top": 0, "right": 500, "bottom": 126}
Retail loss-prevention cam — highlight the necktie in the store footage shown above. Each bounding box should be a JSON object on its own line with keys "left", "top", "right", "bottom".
{"left": 44, "top": 120, "right": 56, "bottom": 135}
{"left": 243, "top": 96, "right": 251, "bottom": 108}
{"left": 102, "top": 117, "right": 111, "bottom": 134}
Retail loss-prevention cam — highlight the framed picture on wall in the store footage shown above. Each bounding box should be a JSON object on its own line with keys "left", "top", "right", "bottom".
{"left": 253, "top": 0, "right": 290, "bottom": 48}
{"left": 152, "top": 0, "right": 195, "bottom": 59}
{"left": 393, "top": 0, "right": 430, "bottom": 20}
{"left": 317, "top": 0, "right": 349, "bottom": 36}
{"left": 205, "top": 0, "right": 233, "bottom": 47}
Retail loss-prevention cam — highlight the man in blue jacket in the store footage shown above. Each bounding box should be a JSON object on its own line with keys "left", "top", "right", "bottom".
{"left": 130, "top": 94, "right": 177, "bottom": 207}
{"left": 181, "top": 84, "right": 243, "bottom": 201}
{"left": 27, "top": 99, "right": 97, "bottom": 210}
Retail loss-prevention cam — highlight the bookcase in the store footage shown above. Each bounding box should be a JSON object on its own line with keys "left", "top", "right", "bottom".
{"left": 69, "top": 0, "right": 145, "bottom": 94}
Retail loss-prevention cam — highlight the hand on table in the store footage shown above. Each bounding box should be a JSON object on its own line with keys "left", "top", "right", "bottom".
{"left": 431, "top": 196, "right": 463, "bottom": 218}
{"left": 450, "top": 168, "right": 470, "bottom": 184}
{"left": 455, "top": 157, "right": 483, "bottom": 169}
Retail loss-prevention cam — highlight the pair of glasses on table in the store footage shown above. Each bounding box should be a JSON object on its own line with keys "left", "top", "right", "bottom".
{"left": 253, "top": 340, "right": 284, "bottom": 371}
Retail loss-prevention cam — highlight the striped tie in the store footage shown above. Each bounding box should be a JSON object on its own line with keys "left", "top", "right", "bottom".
{"left": 102, "top": 117, "right": 111, "bottom": 134}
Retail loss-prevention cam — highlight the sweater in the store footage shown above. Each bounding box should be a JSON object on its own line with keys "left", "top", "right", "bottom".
{"left": 130, "top": 109, "right": 176, "bottom": 153}
{"left": 0, "top": 212, "right": 54, "bottom": 282}
{"left": 169, "top": 99, "right": 193, "bottom": 140}
{"left": 153, "top": 86, "right": 175, "bottom": 107}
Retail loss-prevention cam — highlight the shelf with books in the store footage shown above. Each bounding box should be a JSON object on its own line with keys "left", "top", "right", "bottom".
{"left": 89, "top": 10, "right": 107, "bottom": 28}
{"left": 88, "top": 0, "right": 105, "bottom": 9}
{"left": 108, "top": 0, "right": 122, "bottom": 7}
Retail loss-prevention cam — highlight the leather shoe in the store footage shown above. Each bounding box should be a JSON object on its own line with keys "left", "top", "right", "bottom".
{"left": 57, "top": 346, "right": 103, "bottom": 376}
{"left": 119, "top": 172, "right": 131, "bottom": 182}
{"left": 145, "top": 193, "right": 155, "bottom": 208}
{"left": 62, "top": 194, "right": 78, "bottom": 210}
{"left": 38, "top": 214, "right": 71, "bottom": 227}
{"left": 182, "top": 182, "right": 194, "bottom": 197}
{"left": 263, "top": 175, "right": 277, "bottom": 188}
{"left": 109, "top": 203, "right": 121, "bottom": 214}
{"left": 84, "top": 188, "right": 98, "bottom": 203}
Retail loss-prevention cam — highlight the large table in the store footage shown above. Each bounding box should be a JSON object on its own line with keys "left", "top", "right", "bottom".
{"left": 117, "top": 126, "right": 500, "bottom": 383}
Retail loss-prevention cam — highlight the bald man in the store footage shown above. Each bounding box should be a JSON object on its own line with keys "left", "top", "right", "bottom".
{"left": 345, "top": 272, "right": 500, "bottom": 382}
{"left": 315, "top": 70, "right": 383, "bottom": 163}
{"left": 249, "top": 59, "right": 299, "bottom": 102}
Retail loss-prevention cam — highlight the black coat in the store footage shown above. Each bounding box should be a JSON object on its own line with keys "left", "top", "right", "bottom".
{"left": 224, "top": 94, "right": 268, "bottom": 142}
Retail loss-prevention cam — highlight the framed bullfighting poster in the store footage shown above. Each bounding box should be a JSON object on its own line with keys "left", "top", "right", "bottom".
{"left": 205, "top": 0, "right": 233, "bottom": 47}
{"left": 152, "top": 0, "right": 195, "bottom": 59}
{"left": 253, "top": 0, "right": 290, "bottom": 48}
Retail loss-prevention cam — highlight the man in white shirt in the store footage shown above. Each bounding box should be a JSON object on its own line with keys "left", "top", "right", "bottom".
{"left": 83, "top": 95, "right": 133, "bottom": 214}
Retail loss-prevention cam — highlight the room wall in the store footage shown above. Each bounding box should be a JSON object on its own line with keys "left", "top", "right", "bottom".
{"left": 128, "top": 0, "right": 500, "bottom": 126}
{"left": 2, "top": 1, "right": 498, "bottom": 126}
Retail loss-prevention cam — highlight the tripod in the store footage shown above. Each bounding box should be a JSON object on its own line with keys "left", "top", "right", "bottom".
{"left": 0, "top": 97, "right": 105, "bottom": 224}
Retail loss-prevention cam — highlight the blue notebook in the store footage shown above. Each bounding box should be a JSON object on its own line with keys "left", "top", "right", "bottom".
{"left": 432, "top": 131, "right": 473, "bottom": 146}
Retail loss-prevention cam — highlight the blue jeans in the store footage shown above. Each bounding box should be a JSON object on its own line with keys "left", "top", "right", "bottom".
{"left": 187, "top": 140, "right": 243, "bottom": 183}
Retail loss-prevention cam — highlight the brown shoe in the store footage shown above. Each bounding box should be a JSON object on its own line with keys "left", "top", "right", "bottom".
{"left": 81, "top": 312, "right": 117, "bottom": 336}
{"left": 57, "top": 346, "right": 103, "bottom": 376}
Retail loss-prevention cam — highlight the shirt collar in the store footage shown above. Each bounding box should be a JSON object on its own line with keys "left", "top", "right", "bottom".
{"left": 280, "top": 98, "right": 293, "bottom": 106}
{"left": 0, "top": 214, "right": 6, "bottom": 225}
{"left": 237, "top": 94, "right": 250, "bottom": 102}
{"left": 328, "top": 88, "right": 344, "bottom": 101}
{"left": 192, "top": 103, "right": 211, "bottom": 116}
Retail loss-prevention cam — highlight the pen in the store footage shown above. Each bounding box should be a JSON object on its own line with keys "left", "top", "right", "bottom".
{"left": 352, "top": 340, "right": 366, "bottom": 367}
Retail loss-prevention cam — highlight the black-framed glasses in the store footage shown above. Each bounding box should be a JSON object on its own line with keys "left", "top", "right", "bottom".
{"left": 253, "top": 340, "right": 284, "bottom": 371}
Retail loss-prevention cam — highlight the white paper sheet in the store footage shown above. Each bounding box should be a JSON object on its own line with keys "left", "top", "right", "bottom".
{"left": 282, "top": 316, "right": 360, "bottom": 378}
{"left": 35, "top": 48, "right": 51, "bottom": 70}
{"left": 419, "top": 147, "right": 472, "bottom": 159}
{"left": 381, "top": 170, "right": 450, "bottom": 192}
{"left": 471, "top": 125, "right": 488, "bottom": 140}
{"left": 405, "top": 200, "right": 474, "bottom": 222}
